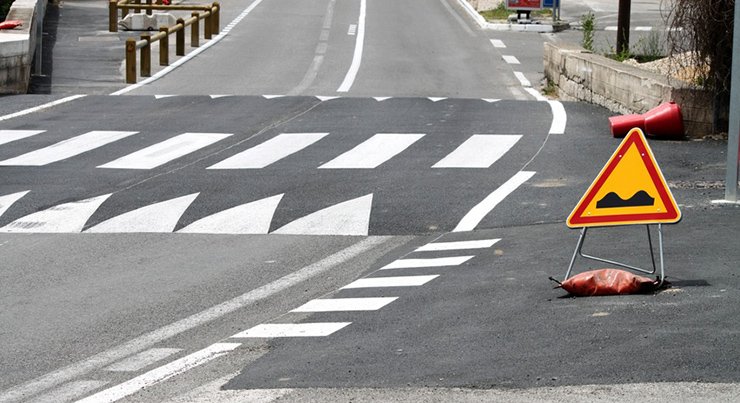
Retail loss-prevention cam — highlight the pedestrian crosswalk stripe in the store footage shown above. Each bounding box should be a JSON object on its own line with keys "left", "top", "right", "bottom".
{"left": 208, "top": 133, "right": 329, "bottom": 169}
{"left": 98, "top": 133, "right": 233, "bottom": 170}
{"left": 341, "top": 275, "right": 440, "bottom": 288}
{"left": 0, "top": 194, "right": 112, "bottom": 233}
{"left": 291, "top": 297, "right": 398, "bottom": 312}
{"left": 0, "top": 190, "right": 29, "bottom": 219}
{"left": 0, "top": 131, "right": 138, "bottom": 166}
{"left": 273, "top": 194, "right": 373, "bottom": 236}
{"left": 0, "top": 130, "right": 45, "bottom": 146}
{"left": 432, "top": 134, "right": 521, "bottom": 168}
{"left": 319, "top": 133, "right": 425, "bottom": 169}
{"left": 232, "top": 323, "right": 351, "bottom": 338}
{"left": 415, "top": 239, "right": 500, "bottom": 251}
{"left": 380, "top": 256, "right": 474, "bottom": 270}
{"left": 178, "top": 194, "right": 283, "bottom": 234}
{"left": 86, "top": 194, "right": 199, "bottom": 233}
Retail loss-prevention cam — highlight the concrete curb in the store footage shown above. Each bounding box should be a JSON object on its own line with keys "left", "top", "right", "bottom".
{"left": 455, "top": 0, "right": 566, "bottom": 33}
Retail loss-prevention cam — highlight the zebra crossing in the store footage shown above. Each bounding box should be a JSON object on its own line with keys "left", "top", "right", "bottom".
{"left": 0, "top": 129, "right": 522, "bottom": 170}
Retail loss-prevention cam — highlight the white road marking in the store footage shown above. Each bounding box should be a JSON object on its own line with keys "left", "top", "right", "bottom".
{"left": 86, "top": 194, "right": 199, "bottom": 233}
{"left": 0, "top": 131, "right": 137, "bottom": 166}
{"left": 502, "top": 55, "right": 520, "bottom": 64}
{"left": 373, "top": 97, "right": 391, "bottom": 102}
{"left": 490, "top": 39, "right": 506, "bottom": 48}
{"left": 154, "top": 95, "right": 176, "bottom": 99}
{"left": 319, "top": 133, "right": 424, "bottom": 169}
{"left": 0, "top": 238, "right": 391, "bottom": 402}
{"left": 316, "top": 96, "right": 340, "bottom": 102}
{"left": 453, "top": 171, "right": 535, "bottom": 232}
{"left": 337, "top": 0, "right": 366, "bottom": 92}
{"left": 98, "top": 132, "right": 232, "bottom": 170}
{"left": 481, "top": 98, "right": 500, "bottom": 103}
{"left": 432, "top": 134, "right": 521, "bottom": 168}
{"left": 524, "top": 87, "right": 547, "bottom": 101}
{"left": 348, "top": 24, "right": 357, "bottom": 35}
{"left": 232, "top": 323, "right": 351, "bottom": 338}
{"left": 416, "top": 239, "right": 500, "bottom": 252}
{"left": 341, "top": 275, "right": 440, "bottom": 289}
{"left": 0, "top": 95, "right": 86, "bottom": 122}
{"left": 210, "top": 95, "right": 232, "bottom": 99}
{"left": 513, "top": 71, "right": 531, "bottom": 87}
{"left": 548, "top": 100, "right": 567, "bottom": 134}
{"left": 272, "top": 194, "right": 373, "bottom": 236}
{"left": 380, "top": 256, "right": 474, "bottom": 270}
{"left": 635, "top": 26, "right": 653, "bottom": 31}
{"left": 0, "top": 194, "right": 111, "bottom": 233}
{"left": 208, "top": 133, "right": 328, "bottom": 169}
{"left": 605, "top": 26, "right": 618, "bottom": 31}
{"left": 0, "top": 190, "right": 29, "bottom": 219}
{"left": 291, "top": 297, "right": 398, "bottom": 312}
{"left": 262, "top": 95, "right": 285, "bottom": 99}
{"left": 178, "top": 194, "right": 283, "bottom": 234}
{"left": 104, "top": 348, "right": 182, "bottom": 372}
{"left": 76, "top": 343, "right": 240, "bottom": 403}
{"left": 32, "top": 380, "right": 108, "bottom": 403}
{"left": 428, "top": 97, "right": 447, "bottom": 102}
{"left": 0, "top": 130, "right": 45, "bottom": 146}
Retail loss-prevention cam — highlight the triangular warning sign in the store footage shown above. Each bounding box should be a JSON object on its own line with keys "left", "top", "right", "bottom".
{"left": 567, "top": 128, "right": 681, "bottom": 228}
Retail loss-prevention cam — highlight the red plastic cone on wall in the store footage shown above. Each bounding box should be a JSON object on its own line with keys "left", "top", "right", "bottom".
{"left": 644, "top": 101, "right": 684, "bottom": 138}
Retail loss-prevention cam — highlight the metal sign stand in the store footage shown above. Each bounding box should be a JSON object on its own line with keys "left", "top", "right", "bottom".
{"left": 565, "top": 224, "right": 665, "bottom": 286}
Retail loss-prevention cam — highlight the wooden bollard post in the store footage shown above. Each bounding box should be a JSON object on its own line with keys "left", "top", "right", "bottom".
{"left": 126, "top": 38, "right": 137, "bottom": 83}
{"left": 109, "top": 0, "right": 118, "bottom": 32}
{"left": 140, "top": 34, "right": 151, "bottom": 77}
{"left": 146, "top": 0, "right": 152, "bottom": 16}
{"left": 159, "top": 27, "right": 169, "bottom": 66}
{"left": 191, "top": 12, "right": 199, "bottom": 47}
{"left": 176, "top": 19, "right": 185, "bottom": 56}
{"left": 204, "top": 12, "right": 212, "bottom": 39}
{"left": 212, "top": 3, "right": 220, "bottom": 34}
{"left": 134, "top": 0, "right": 141, "bottom": 14}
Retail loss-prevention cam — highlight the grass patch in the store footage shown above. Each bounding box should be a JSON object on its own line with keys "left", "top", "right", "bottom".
{"left": 480, "top": 1, "right": 552, "bottom": 21}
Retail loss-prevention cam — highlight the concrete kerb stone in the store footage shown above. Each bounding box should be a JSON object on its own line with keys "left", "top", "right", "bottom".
{"left": 456, "top": 0, "right": 568, "bottom": 33}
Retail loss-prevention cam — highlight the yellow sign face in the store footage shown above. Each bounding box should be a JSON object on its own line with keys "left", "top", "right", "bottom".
{"left": 567, "top": 128, "right": 681, "bottom": 228}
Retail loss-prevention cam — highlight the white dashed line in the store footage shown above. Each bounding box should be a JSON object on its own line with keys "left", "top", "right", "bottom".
{"left": 502, "top": 55, "right": 520, "bottom": 64}
{"left": 380, "top": 256, "right": 474, "bottom": 270}
{"left": 490, "top": 39, "right": 506, "bottom": 48}
{"left": 513, "top": 71, "right": 531, "bottom": 87}
{"left": 416, "top": 239, "right": 500, "bottom": 252}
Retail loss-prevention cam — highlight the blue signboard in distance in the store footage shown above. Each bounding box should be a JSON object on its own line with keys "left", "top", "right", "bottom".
{"left": 542, "top": 0, "right": 559, "bottom": 7}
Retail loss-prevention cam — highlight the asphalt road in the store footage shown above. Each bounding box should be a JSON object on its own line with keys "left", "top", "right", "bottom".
{"left": 1, "top": 0, "right": 739, "bottom": 402}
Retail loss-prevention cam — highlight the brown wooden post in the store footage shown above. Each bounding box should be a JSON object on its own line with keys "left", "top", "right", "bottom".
{"left": 126, "top": 38, "right": 137, "bottom": 83}
{"left": 212, "top": 3, "right": 220, "bottom": 34}
{"left": 176, "top": 19, "right": 185, "bottom": 56}
{"left": 133, "top": 0, "right": 141, "bottom": 14}
{"left": 191, "top": 12, "right": 200, "bottom": 47}
{"left": 121, "top": 0, "right": 129, "bottom": 18}
{"left": 160, "top": 27, "right": 169, "bottom": 66}
{"left": 146, "top": 0, "right": 152, "bottom": 16}
{"left": 140, "top": 34, "right": 151, "bottom": 77}
{"left": 204, "top": 12, "right": 212, "bottom": 39}
{"left": 109, "top": 0, "right": 118, "bottom": 32}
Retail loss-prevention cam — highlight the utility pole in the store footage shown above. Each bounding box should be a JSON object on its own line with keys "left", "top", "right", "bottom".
{"left": 616, "top": 0, "right": 631, "bottom": 55}
{"left": 725, "top": 0, "right": 740, "bottom": 202}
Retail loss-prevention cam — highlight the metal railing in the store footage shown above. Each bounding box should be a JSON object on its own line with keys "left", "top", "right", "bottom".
{"left": 108, "top": 1, "right": 220, "bottom": 83}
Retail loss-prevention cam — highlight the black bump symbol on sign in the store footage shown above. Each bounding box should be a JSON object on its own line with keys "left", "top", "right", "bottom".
{"left": 596, "top": 190, "right": 655, "bottom": 209}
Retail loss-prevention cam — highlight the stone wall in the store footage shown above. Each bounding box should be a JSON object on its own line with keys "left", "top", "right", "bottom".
{"left": 544, "top": 42, "right": 713, "bottom": 138}
{"left": 0, "top": 0, "right": 46, "bottom": 94}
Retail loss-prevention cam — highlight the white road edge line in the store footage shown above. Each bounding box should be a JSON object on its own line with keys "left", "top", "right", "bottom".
{"left": 513, "top": 71, "right": 531, "bottom": 87}
{"left": 548, "top": 100, "right": 567, "bottom": 135}
{"left": 110, "top": 0, "right": 269, "bottom": 95}
{"left": 75, "top": 343, "right": 241, "bottom": 403}
{"left": 337, "top": 0, "right": 366, "bottom": 92}
{"left": 0, "top": 237, "right": 392, "bottom": 403}
{"left": 0, "top": 95, "right": 86, "bottom": 122}
{"left": 453, "top": 171, "right": 536, "bottom": 232}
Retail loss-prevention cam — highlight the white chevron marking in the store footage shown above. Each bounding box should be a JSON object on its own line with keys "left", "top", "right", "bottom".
{"left": 272, "top": 194, "right": 373, "bottom": 236}
{"left": 0, "top": 130, "right": 45, "bottom": 146}
{"left": 0, "top": 194, "right": 112, "bottom": 233}
{"left": 86, "top": 194, "right": 199, "bottom": 233}
{"left": 0, "top": 190, "right": 30, "bottom": 219}
{"left": 178, "top": 194, "right": 283, "bottom": 234}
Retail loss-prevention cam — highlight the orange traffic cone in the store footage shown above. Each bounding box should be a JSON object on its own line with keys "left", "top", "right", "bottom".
{"left": 644, "top": 101, "right": 684, "bottom": 138}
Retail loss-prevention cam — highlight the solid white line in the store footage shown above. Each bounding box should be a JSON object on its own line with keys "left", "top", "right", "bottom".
{"left": 341, "top": 275, "right": 439, "bottom": 289}
{"left": 178, "top": 194, "right": 283, "bottom": 234}
{"left": 232, "top": 323, "right": 351, "bottom": 338}
{"left": 337, "top": 0, "right": 366, "bottom": 92}
{"left": 0, "top": 130, "right": 45, "bottom": 146}
{"left": 104, "top": 348, "right": 182, "bottom": 372}
{"left": 453, "top": 171, "right": 535, "bottom": 232}
{"left": 635, "top": 26, "right": 653, "bottom": 31}
{"left": 0, "top": 190, "right": 29, "bottom": 219}
{"left": 432, "top": 135, "right": 521, "bottom": 168}
{"left": 0, "top": 237, "right": 390, "bottom": 402}
{"left": 208, "top": 133, "right": 328, "bottom": 169}
{"left": 99, "top": 133, "right": 232, "bottom": 170}
{"left": 605, "top": 26, "right": 618, "bottom": 31}
{"left": 0, "top": 95, "right": 86, "bottom": 122}
{"left": 291, "top": 297, "right": 398, "bottom": 312}
{"left": 32, "top": 381, "right": 108, "bottom": 403}
{"left": 513, "top": 71, "right": 531, "bottom": 87}
{"left": 319, "top": 133, "right": 424, "bottom": 169}
{"left": 110, "top": 0, "right": 269, "bottom": 95}
{"left": 524, "top": 87, "right": 547, "bottom": 101}
{"left": 415, "top": 239, "right": 500, "bottom": 252}
{"left": 0, "top": 131, "right": 137, "bottom": 166}
{"left": 0, "top": 194, "right": 112, "bottom": 233}
{"left": 85, "top": 194, "right": 199, "bottom": 233}
{"left": 502, "top": 55, "right": 520, "bottom": 64}
{"left": 272, "top": 194, "right": 373, "bottom": 236}
{"left": 380, "top": 256, "right": 474, "bottom": 270}
{"left": 548, "top": 100, "right": 567, "bottom": 134}
{"left": 76, "top": 343, "right": 240, "bottom": 403}
{"left": 490, "top": 39, "right": 506, "bottom": 48}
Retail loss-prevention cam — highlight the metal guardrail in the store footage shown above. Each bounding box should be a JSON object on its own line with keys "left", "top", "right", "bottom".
{"left": 108, "top": 1, "right": 220, "bottom": 83}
